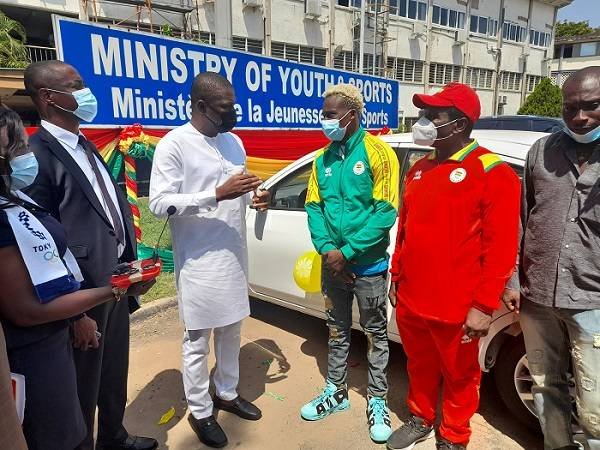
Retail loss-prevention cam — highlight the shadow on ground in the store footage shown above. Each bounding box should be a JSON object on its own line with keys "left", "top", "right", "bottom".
{"left": 124, "top": 369, "right": 187, "bottom": 450}
{"left": 249, "top": 297, "right": 542, "bottom": 450}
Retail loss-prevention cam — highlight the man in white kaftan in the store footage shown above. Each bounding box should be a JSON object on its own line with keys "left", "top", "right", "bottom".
{"left": 149, "top": 72, "right": 269, "bottom": 448}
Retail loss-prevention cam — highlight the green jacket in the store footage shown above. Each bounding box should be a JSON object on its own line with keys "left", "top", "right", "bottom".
{"left": 305, "top": 128, "right": 399, "bottom": 266}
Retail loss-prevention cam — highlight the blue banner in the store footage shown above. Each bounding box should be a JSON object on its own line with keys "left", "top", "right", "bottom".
{"left": 53, "top": 17, "right": 399, "bottom": 129}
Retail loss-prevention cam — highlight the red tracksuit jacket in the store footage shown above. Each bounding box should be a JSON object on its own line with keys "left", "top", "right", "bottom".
{"left": 390, "top": 140, "right": 520, "bottom": 323}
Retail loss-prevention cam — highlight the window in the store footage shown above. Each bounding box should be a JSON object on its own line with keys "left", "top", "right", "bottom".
{"left": 337, "top": 0, "right": 362, "bottom": 7}
{"left": 526, "top": 75, "right": 542, "bottom": 92}
{"left": 386, "top": 57, "right": 424, "bottom": 82}
{"left": 271, "top": 164, "right": 312, "bottom": 211}
{"left": 272, "top": 42, "right": 326, "bottom": 66}
{"left": 529, "top": 29, "right": 552, "bottom": 48}
{"left": 435, "top": 8, "right": 467, "bottom": 29}
{"left": 394, "top": 0, "right": 427, "bottom": 20}
{"left": 478, "top": 16, "right": 488, "bottom": 34}
{"left": 407, "top": 150, "right": 429, "bottom": 169}
{"left": 418, "top": 2, "right": 427, "bottom": 20}
{"left": 199, "top": 31, "right": 216, "bottom": 45}
{"left": 232, "top": 36, "right": 263, "bottom": 54}
{"left": 362, "top": 54, "right": 384, "bottom": 76}
{"left": 466, "top": 68, "right": 493, "bottom": 89}
{"left": 500, "top": 71, "right": 522, "bottom": 91}
{"left": 503, "top": 21, "right": 526, "bottom": 43}
{"left": 470, "top": 15, "right": 498, "bottom": 37}
{"left": 429, "top": 63, "right": 461, "bottom": 85}
{"left": 563, "top": 45, "right": 573, "bottom": 58}
{"left": 334, "top": 51, "right": 358, "bottom": 72}
{"left": 580, "top": 42, "right": 598, "bottom": 57}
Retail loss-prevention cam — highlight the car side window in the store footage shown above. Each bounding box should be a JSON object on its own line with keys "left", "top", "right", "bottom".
{"left": 508, "top": 163, "right": 524, "bottom": 180}
{"left": 398, "top": 149, "right": 430, "bottom": 209}
{"left": 270, "top": 163, "right": 313, "bottom": 211}
{"left": 406, "top": 150, "right": 429, "bottom": 170}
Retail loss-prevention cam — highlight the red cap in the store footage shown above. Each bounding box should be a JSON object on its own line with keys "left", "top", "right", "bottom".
{"left": 413, "top": 82, "right": 481, "bottom": 123}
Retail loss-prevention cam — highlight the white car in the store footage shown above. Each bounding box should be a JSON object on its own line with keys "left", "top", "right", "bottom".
{"left": 246, "top": 129, "right": 548, "bottom": 429}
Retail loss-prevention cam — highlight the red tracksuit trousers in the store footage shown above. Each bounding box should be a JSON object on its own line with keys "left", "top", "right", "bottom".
{"left": 396, "top": 304, "right": 482, "bottom": 446}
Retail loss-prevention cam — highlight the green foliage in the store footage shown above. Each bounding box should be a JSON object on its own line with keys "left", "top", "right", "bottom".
{"left": 138, "top": 197, "right": 172, "bottom": 249}
{"left": 141, "top": 272, "right": 176, "bottom": 303}
{"left": 518, "top": 78, "right": 563, "bottom": 118}
{"left": 160, "top": 24, "right": 173, "bottom": 37}
{"left": 555, "top": 20, "right": 594, "bottom": 38}
{"left": 138, "top": 197, "right": 176, "bottom": 302}
{"left": 0, "top": 10, "right": 30, "bottom": 68}
{"left": 396, "top": 122, "right": 408, "bottom": 133}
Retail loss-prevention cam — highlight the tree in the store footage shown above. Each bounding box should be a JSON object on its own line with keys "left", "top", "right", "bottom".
{"left": 0, "top": 10, "right": 30, "bottom": 68}
{"left": 518, "top": 78, "right": 563, "bottom": 118}
{"left": 555, "top": 20, "right": 594, "bottom": 38}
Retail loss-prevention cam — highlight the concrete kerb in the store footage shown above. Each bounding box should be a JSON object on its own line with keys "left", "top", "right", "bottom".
{"left": 131, "top": 296, "right": 178, "bottom": 323}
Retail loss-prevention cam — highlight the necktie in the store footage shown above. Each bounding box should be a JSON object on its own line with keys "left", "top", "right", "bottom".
{"left": 78, "top": 136, "right": 125, "bottom": 246}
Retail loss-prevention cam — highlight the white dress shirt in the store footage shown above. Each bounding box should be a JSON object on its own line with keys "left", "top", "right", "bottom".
{"left": 149, "top": 122, "right": 251, "bottom": 330}
{"left": 41, "top": 120, "right": 126, "bottom": 257}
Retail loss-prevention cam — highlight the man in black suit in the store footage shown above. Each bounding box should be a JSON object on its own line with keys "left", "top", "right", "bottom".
{"left": 23, "top": 60, "right": 157, "bottom": 450}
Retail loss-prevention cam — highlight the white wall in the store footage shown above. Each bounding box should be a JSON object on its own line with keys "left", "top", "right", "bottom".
{"left": 4, "top": 0, "right": 562, "bottom": 118}
{"left": 3, "top": 0, "right": 79, "bottom": 13}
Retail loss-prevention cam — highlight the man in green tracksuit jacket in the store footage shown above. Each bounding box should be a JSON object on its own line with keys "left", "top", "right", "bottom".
{"left": 300, "top": 83, "right": 399, "bottom": 444}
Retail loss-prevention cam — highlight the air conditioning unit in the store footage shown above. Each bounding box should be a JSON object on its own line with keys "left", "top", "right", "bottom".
{"left": 242, "top": 0, "right": 263, "bottom": 8}
{"left": 499, "top": 95, "right": 508, "bottom": 105}
{"left": 453, "top": 29, "right": 468, "bottom": 46}
{"left": 305, "top": 0, "right": 322, "bottom": 18}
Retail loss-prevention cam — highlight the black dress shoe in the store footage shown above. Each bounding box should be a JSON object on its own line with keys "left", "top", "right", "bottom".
{"left": 213, "top": 396, "right": 262, "bottom": 421}
{"left": 96, "top": 435, "right": 158, "bottom": 450}
{"left": 188, "top": 414, "right": 228, "bottom": 448}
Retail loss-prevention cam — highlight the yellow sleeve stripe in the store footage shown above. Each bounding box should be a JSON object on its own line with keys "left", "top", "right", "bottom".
{"left": 305, "top": 151, "right": 325, "bottom": 205}
{"left": 364, "top": 135, "right": 399, "bottom": 208}
{"left": 478, "top": 153, "right": 504, "bottom": 172}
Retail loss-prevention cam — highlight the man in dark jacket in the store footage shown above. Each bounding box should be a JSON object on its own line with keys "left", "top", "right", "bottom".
{"left": 24, "top": 60, "right": 157, "bottom": 450}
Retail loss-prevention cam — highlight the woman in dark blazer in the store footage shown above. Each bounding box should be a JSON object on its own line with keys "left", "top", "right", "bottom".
{"left": 0, "top": 105, "right": 133, "bottom": 450}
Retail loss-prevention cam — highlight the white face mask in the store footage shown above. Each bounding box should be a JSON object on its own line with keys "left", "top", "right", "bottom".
{"left": 564, "top": 124, "right": 600, "bottom": 144}
{"left": 411, "top": 116, "right": 460, "bottom": 146}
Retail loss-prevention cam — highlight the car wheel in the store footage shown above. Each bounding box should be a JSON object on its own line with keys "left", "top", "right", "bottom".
{"left": 493, "top": 335, "right": 541, "bottom": 430}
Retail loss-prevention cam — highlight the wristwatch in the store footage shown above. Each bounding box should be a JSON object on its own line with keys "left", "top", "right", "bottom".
{"left": 111, "top": 285, "right": 128, "bottom": 301}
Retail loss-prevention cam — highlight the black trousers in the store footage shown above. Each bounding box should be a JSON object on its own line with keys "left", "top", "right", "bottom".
{"left": 8, "top": 326, "right": 86, "bottom": 450}
{"left": 74, "top": 297, "right": 130, "bottom": 449}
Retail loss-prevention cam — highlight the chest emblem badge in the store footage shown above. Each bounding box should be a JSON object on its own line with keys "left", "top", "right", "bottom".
{"left": 449, "top": 168, "right": 467, "bottom": 183}
{"left": 325, "top": 167, "right": 333, "bottom": 177}
{"left": 413, "top": 170, "right": 422, "bottom": 180}
{"left": 353, "top": 161, "right": 365, "bottom": 175}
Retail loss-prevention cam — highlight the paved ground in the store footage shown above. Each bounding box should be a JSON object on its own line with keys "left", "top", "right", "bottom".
{"left": 124, "top": 298, "right": 542, "bottom": 450}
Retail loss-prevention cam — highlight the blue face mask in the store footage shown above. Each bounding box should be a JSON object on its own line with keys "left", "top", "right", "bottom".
{"left": 321, "top": 110, "right": 352, "bottom": 142}
{"left": 9, "top": 153, "right": 39, "bottom": 190}
{"left": 564, "top": 124, "right": 600, "bottom": 144}
{"left": 45, "top": 87, "right": 98, "bottom": 123}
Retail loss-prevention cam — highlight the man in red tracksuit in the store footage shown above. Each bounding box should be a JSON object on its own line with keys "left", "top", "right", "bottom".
{"left": 386, "top": 83, "right": 520, "bottom": 450}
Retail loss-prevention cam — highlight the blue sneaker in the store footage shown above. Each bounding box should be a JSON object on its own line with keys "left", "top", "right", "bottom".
{"left": 300, "top": 380, "right": 350, "bottom": 421}
{"left": 368, "top": 397, "right": 392, "bottom": 443}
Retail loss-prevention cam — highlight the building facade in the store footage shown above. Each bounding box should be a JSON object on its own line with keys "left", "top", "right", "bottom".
{"left": 1, "top": 0, "right": 571, "bottom": 123}
{"left": 552, "top": 31, "right": 600, "bottom": 87}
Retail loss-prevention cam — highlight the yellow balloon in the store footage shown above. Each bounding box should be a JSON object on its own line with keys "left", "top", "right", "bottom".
{"left": 293, "top": 250, "right": 322, "bottom": 293}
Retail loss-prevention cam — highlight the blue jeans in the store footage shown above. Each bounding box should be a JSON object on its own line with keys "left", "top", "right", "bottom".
{"left": 322, "top": 269, "right": 389, "bottom": 398}
{"left": 521, "top": 300, "right": 600, "bottom": 450}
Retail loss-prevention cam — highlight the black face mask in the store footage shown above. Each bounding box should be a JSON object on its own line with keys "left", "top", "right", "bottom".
{"left": 218, "top": 107, "right": 237, "bottom": 133}
{"left": 204, "top": 105, "right": 237, "bottom": 134}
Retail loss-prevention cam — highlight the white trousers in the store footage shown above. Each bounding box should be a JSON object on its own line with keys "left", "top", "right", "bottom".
{"left": 182, "top": 320, "right": 242, "bottom": 419}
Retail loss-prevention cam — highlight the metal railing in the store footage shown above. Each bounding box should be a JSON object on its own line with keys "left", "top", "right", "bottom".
{"left": 26, "top": 45, "right": 57, "bottom": 63}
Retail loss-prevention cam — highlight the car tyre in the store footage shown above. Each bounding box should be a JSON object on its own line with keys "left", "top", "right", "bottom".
{"left": 493, "top": 335, "right": 541, "bottom": 431}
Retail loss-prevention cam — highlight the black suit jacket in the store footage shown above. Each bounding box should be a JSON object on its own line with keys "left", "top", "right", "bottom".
{"left": 25, "top": 126, "right": 140, "bottom": 313}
